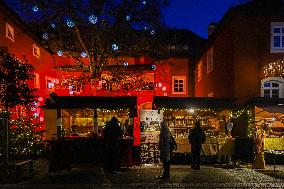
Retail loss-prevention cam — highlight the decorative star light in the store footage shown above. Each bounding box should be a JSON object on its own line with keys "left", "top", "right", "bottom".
{"left": 33, "top": 6, "right": 39, "bottom": 12}
{"left": 142, "top": 1, "right": 146, "bottom": 5}
{"left": 89, "top": 15, "right": 98, "bottom": 24}
{"left": 151, "top": 65, "right": 156, "bottom": 70}
{"left": 144, "top": 26, "right": 147, "bottom": 30}
{"left": 126, "top": 15, "right": 131, "bottom": 21}
{"left": 42, "top": 33, "right": 48, "bottom": 40}
{"left": 51, "top": 23, "right": 56, "bottom": 29}
{"left": 57, "top": 50, "right": 63, "bottom": 56}
{"left": 81, "top": 51, "right": 87, "bottom": 58}
{"left": 151, "top": 30, "right": 155, "bottom": 35}
{"left": 123, "top": 62, "right": 129, "bottom": 67}
{"left": 112, "top": 43, "right": 119, "bottom": 51}
{"left": 66, "top": 19, "right": 75, "bottom": 27}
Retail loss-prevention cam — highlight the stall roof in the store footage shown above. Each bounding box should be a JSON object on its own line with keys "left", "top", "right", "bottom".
{"left": 40, "top": 96, "right": 137, "bottom": 112}
{"left": 246, "top": 97, "right": 284, "bottom": 113}
{"left": 153, "top": 96, "right": 236, "bottom": 110}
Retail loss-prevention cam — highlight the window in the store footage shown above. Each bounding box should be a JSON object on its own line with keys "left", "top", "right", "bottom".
{"left": 6, "top": 23, "right": 14, "bottom": 42}
{"left": 271, "top": 22, "right": 284, "bottom": 53}
{"left": 34, "top": 73, "right": 40, "bottom": 89}
{"left": 207, "top": 48, "right": 213, "bottom": 74}
{"left": 261, "top": 77, "right": 284, "bottom": 98}
{"left": 172, "top": 76, "right": 186, "bottom": 94}
{"left": 197, "top": 60, "right": 202, "bottom": 82}
{"left": 33, "top": 44, "right": 40, "bottom": 58}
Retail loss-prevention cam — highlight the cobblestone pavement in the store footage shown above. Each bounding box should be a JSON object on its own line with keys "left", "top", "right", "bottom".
{"left": 1, "top": 164, "right": 284, "bottom": 189}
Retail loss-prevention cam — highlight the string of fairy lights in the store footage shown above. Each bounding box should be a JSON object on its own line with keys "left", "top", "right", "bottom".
{"left": 263, "top": 58, "right": 284, "bottom": 77}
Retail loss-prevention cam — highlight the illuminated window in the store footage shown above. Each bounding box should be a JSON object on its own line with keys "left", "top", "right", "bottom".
{"left": 34, "top": 73, "right": 40, "bottom": 89}
{"left": 207, "top": 48, "right": 213, "bottom": 74}
{"left": 172, "top": 76, "right": 186, "bottom": 94}
{"left": 33, "top": 44, "right": 40, "bottom": 58}
{"left": 261, "top": 77, "right": 284, "bottom": 98}
{"left": 197, "top": 60, "right": 202, "bottom": 82}
{"left": 6, "top": 22, "right": 14, "bottom": 42}
{"left": 271, "top": 22, "right": 284, "bottom": 53}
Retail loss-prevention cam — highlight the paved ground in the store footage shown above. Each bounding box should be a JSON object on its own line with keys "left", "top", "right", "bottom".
{"left": 1, "top": 164, "right": 284, "bottom": 189}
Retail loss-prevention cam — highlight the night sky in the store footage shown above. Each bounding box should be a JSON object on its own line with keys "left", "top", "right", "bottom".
{"left": 164, "top": 0, "right": 240, "bottom": 38}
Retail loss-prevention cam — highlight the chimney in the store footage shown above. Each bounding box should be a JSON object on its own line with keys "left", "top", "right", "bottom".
{"left": 207, "top": 22, "right": 217, "bottom": 37}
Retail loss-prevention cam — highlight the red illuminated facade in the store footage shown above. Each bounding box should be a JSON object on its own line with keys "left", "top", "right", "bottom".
{"left": 0, "top": 2, "right": 205, "bottom": 145}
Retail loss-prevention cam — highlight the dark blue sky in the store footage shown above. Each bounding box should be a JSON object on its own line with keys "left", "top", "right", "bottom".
{"left": 164, "top": 0, "right": 240, "bottom": 38}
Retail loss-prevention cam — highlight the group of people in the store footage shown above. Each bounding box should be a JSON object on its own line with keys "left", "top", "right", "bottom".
{"left": 159, "top": 120, "right": 206, "bottom": 179}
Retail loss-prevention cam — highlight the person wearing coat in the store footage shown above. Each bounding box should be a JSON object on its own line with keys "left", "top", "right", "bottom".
{"left": 103, "top": 116, "right": 122, "bottom": 173}
{"left": 188, "top": 120, "right": 206, "bottom": 170}
{"left": 159, "top": 122, "right": 171, "bottom": 179}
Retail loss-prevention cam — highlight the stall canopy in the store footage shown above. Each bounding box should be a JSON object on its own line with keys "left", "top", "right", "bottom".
{"left": 153, "top": 96, "right": 236, "bottom": 110}
{"left": 246, "top": 97, "right": 284, "bottom": 113}
{"left": 40, "top": 96, "right": 137, "bottom": 116}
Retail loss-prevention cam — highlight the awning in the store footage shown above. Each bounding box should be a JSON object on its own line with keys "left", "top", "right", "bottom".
{"left": 153, "top": 96, "right": 236, "bottom": 110}
{"left": 246, "top": 97, "right": 284, "bottom": 113}
{"left": 40, "top": 95, "right": 137, "bottom": 116}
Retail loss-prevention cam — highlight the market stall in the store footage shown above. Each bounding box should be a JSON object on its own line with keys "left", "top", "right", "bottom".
{"left": 152, "top": 96, "right": 236, "bottom": 160}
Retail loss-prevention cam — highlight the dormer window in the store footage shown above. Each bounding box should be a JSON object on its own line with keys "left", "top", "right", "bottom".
{"left": 271, "top": 22, "right": 284, "bottom": 53}
{"left": 6, "top": 22, "right": 14, "bottom": 42}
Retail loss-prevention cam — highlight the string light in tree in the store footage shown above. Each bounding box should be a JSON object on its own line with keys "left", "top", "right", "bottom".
{"left": 32, "top": 5, "right": 39, "bottom": 12}
{"left": 263, "top": 58, "right": 284, "bottom": 77}
{"left": 57, "top": 50, "right": 63, "bottom": 56}
{"left": 42, "top": 33, "right": 48, "bottom": 40}
{"left": 66, "top": 19, "right": 75, "bottom": 27}
{"left": 50, "top": 23, "right": 56, "bottom": 29}
{"left": 89, "top": 15, "right": 98, "bottom": 24}
{"left": 123, "top": 61, "right": 129, "bottom": 67}
{"left": 112, "top": 43, "right": 119, "bottom": 51}
{"left": 81, "top": 51, "right": 87, "bottom": 58}
{"left": 126, "top": 15, "right": 131, "bottom": 21}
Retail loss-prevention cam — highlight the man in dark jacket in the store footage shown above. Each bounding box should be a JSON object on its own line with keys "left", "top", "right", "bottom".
{"left": 188, "top": 121, "right": 206, "bottom": 170}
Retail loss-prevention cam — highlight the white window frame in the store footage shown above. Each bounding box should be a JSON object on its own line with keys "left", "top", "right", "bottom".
{"left": 34, "top": 73, "right": 40, "bottom": 89}
{"left": 172, "top": 76, "right": 186, "bottom": 95}
{"left": 197, "top": 60, "right": 202, "bottom": 82}
{"left": 261, "top": 77, "right": 284, "bottom": 98}
{"left": 207, "top": 48, "right": 213, "bottom": 74}
{"left": 271, "top": 22, "right": 284, "bottom": 53}
{"left": 33, "top": 44, "right": 40, "bottom": 58}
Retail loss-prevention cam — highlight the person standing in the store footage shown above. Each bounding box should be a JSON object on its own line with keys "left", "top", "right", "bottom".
{"left": 159, "top": 122, "right": 171, "bottom": 179}
{"left": 188, "top": 120, "right": 206, "bottom": 170}
{"left": 103, "top": 116, "right": 122, "bottom": 173}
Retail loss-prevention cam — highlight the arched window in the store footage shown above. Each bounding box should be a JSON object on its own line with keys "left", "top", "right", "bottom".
{"left": 261, "top": 77, "right": 284, "bottom": 98}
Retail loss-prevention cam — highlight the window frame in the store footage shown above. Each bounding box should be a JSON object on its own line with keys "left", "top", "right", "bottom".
{"left": 34, "top": 73, "right": 40, "bottom": 89}
{"left": 270, "top": 22, "right": 284, "bottom": 53}
{"left": 6, "top": 22, "right": 14, "bottom": 42}
{"left": 261, "top": 77, "right": 284, "bottom": 98}
{"left": 172, "top": 76, "right": 186, "bottom": 95}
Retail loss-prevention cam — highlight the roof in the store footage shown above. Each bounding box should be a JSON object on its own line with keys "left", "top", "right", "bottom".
{"left": 245, "top": 97, "right": 284, "bottom": 113}
{"left": 153, "top": 96, "right": 236, "bottom": 110}
{"left": 40, "top": 96, "right": 137, "bottom": 116}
